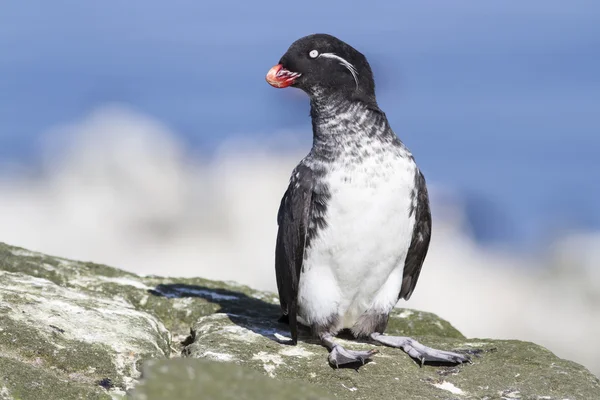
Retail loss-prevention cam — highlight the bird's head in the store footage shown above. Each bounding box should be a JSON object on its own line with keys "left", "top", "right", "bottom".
{"left": 266, "top": 34, "right": 377, "bottom": 105}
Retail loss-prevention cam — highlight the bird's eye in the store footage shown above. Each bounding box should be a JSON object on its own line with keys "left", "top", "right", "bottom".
{"left": 309, "top": 50, "right": 319, "bottom": 59}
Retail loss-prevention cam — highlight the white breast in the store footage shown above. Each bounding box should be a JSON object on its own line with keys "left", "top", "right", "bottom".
{"left": 297, "top": 149, "right": 417, "bottom": 330}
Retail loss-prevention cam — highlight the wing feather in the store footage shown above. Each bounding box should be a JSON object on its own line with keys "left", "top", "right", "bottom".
{"left": 275, "top": 168, "right": 313, "bottom": 344}
{"left": 399, "top": 170, "right": 431, "bottom": 300}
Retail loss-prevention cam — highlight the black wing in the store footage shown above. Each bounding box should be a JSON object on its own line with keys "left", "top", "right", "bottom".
{"left": 275, "top": 168, "right": 313, "bottom": 344}
{"left": 398, "top": 169, "right": 432, "bottom": 300}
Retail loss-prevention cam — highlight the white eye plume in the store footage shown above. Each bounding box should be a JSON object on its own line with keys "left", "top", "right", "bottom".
{"left": 319, "top": 53, "right": 359, "bottom": 89}
{"left": 309, "top": 50, "right": 319, "bottom": 59}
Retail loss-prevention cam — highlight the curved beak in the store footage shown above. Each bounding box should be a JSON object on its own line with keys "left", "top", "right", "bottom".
{"left": 266, "top": 64, "right": 301, "bottom": 88}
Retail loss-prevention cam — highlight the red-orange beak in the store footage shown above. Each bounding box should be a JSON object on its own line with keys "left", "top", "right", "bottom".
{"left": 266, "top": 64, "right": 301, "bottom": 88}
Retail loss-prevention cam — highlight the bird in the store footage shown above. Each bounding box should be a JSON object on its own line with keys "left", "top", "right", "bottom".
{"left": 266, "top": 33, "right": 470, "bottom": 368}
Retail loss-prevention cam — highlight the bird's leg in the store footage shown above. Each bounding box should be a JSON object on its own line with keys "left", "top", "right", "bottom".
{"left": 320, "top": 332, "right": 378, "bottom": 368}
{"left": 370, "top": 332, "right": 470, "bottom": 366}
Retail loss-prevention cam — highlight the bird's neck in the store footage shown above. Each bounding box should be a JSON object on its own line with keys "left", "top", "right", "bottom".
{"left": 309, "top": 93, "right": 390, "bottom": 149}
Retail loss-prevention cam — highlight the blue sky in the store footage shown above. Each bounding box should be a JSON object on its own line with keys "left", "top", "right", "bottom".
{"left": 1, "top": 1, "right": 599, "bottom": 247}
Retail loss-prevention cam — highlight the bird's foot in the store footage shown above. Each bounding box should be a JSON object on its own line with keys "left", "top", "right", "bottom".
{"left": 370, "top": 333, "right": 470, "bottom": 366}
{"left": 328, "top": 344, "right": 378, "bottom": 368}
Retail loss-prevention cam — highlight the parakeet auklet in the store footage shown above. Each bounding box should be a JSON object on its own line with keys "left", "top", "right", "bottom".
{"left": 266, "top": 33, "right": 470, "bottom": 367}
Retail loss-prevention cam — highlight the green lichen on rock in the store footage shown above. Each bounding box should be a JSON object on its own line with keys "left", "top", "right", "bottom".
{"left": 181, "top": 311, "right": 600, "bottom": 400}
{"left": 386, "top": 308, "right": 465, "bottom": 339}
{"left": 0, "top": 244, "right": 172, "bottom": 399}
{"left": 0, "top": 356, "right": 111, "bottom": 400}
{"left": 129, "top": 358, "right": 332, "bottom": 400}
{"left": 1, "top": 241, "right": 599, "bottom": 400}
{"left": 0, "top": 242, "right": 138, "bottom": 286}
{"left": 0, "top": 242, "right": 276, "bottom": 342}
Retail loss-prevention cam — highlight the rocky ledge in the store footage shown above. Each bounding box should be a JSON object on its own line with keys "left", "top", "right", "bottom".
{"left": 0, "top": 242, "right": 598, "bottom": 400}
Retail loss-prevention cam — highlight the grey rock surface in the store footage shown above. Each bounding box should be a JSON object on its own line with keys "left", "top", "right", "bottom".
{"left": 0, "top": 242, "right": 598, "bottom": 400}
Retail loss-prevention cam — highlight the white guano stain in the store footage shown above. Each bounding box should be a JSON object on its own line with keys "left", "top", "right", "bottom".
{"left": 139, "top": 295, "right": 149, "bottom": 306}
{"left": 98, "top": 276, "right": 151, "bottom": 290}
{"left": 500, "top": 389, "right": 521, "bottom": 399}
{"left": 41, "top": 263, "right": 56, "bottom": 271}
{"left": 108, "top": 388, "right": 127, "bottom": 399}
{"left": 0, "top": 386, "right": 11, "bottom": 398}
{"left": 171, "top": 297, "right": 194, "bottom": 310}
{"left": 201, "top": 351, "right": 235, "bottom": 362}
{"left": 221, "top": 325, "right": 258, "bottom": 343}
{"left": 10, "top": 249, "right": 40, "bottom": 258}
{"left": 432, "top": 381, "right": 466, "bottom": 396}
{"left": 341, "top": 384, "right": 358, "bottom": 392}
{"left": 279, "top": 346, "right": 314, "bottom": 358}
{"left": 252, "top": 352, "right": 284, "bottom": 378}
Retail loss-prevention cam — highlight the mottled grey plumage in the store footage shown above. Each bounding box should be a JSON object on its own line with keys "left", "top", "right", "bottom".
{"left": 269, "top": 33, "right": 469, "bottom": 368}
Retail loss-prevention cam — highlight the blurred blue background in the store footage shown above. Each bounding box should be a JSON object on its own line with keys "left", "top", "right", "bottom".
{"left": 2, "top": 0, "right": 599, "bottom": 248}
{"left": 1, "top": 0, "right": 599, "bottom": 376}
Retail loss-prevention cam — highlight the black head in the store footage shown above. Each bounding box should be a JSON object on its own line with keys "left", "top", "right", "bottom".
{"left": 266, "top": 34, "right": 377, "bottom": 105}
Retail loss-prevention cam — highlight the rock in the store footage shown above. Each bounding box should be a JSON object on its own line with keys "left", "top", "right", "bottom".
{"left": 129, "top": 358, "right": 333, "bottom": 400}
{"left": 180, "top": 311, "right": 600, "bottom": 400}
{"left": 1, "top": 241, "right": 599, "bottom": 400}
{"left": 0, "top": 246, "right": 171, "bottom": 399}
